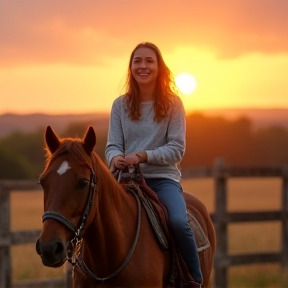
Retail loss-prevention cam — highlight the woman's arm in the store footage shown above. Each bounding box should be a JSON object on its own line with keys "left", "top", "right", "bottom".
{"left": 105, "top": 98, "right": 125, "bottom": 169}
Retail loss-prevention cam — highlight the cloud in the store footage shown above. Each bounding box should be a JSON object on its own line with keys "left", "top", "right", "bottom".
{"left": 0, "top": 0, "right": 287, "bottom": 67}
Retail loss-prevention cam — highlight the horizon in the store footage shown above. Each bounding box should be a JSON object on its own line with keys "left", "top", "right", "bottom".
{"left": 1, "top": 106, "right": 288, "bottom": 117}
{"left": 1, "top": 0, "right": 287, "bottom": 114}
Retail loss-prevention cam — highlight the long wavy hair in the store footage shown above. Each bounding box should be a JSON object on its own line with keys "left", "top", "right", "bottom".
{"left": 124, "top": 42, "right": 179, "bottom": 122}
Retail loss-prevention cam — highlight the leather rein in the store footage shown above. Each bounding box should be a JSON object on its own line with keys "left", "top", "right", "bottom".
{"left": 41, "top": 167, "right": 142, "bottom": 283}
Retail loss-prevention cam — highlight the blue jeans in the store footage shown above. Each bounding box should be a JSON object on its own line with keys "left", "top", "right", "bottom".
{"left": 145, "top": 178, "right": 202, "bottom": 283}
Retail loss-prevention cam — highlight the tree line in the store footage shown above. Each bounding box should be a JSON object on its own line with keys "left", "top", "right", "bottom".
{"left": 1, "top": 113, "right": 288, "bottom": 179}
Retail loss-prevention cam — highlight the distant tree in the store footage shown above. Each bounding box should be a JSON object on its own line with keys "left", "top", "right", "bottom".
{"left": 183, "top": 113, "right": 255, "bottom": 167}
{"left": 0, "top": 146, "right": 33, "bottom": 179}
{"left": 253, "top": 126, "right": 288, "bottom": 165}
{"left": 0, "top": 130, "right": 45, "bottom": 179}
{"left": 62, "top": 121, "right": 93, "bottom": 138}
{"left": 184, "top": 113, "right": 288, "bottom": 168}
{"left": 1, "top": 114, "right": 288, "bottom": 180}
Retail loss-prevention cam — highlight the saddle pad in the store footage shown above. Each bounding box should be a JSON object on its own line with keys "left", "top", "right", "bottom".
{"left": 122, "top": 179, "right": 210, "bottom": 253}
{"left": 124, "top": 183, "right": 169, "bottom": 249}
{"left": 187, "top": 211, "right": 210, "bottom": 252}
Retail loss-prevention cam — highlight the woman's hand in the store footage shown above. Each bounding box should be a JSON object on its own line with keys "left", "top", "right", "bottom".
{"left": 125, "top": 151, "right": 147, "bottom": 165}
{"left": 110, "top": 155, "right": 126, "bottom": 172}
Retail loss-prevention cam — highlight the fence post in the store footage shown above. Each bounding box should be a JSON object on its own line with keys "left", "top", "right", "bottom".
{"left": 281, "top": 165, "right": 288, "bottom": 276}
{"left": 213, "top": 158, "right": 228, "bottom": 288}
{"left": 0, "top": 183, "right": 11, "bottom": 288}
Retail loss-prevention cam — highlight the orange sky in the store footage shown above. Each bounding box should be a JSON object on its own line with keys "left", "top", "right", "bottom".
{"left": 0, "top": 0, "right": 287, "bottom": 115}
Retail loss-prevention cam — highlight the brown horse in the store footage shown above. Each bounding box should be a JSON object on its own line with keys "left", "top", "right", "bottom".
{"left": 36, "top": 126, "right": 216, "bottom": 288}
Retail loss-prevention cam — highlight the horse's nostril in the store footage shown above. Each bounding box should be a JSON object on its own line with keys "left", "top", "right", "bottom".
{"left": 54, "top": 240, "right": 64, "bottom": 256}
{"left": 35, "top": 239, "right": 65, "bottom": 259}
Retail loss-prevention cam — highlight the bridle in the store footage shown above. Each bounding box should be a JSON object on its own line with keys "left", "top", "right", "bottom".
{"left": 42, "top": 167, "right": 97, "bottom": 277}
{"left": 42, "top": 169, "right": 97, "bottom": 239}
{"left": 41, "top": 165, "right": 142, "bottom": 283}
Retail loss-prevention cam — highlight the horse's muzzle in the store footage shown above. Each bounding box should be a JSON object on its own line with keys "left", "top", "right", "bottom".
{"left": 36, "top": 237, "right": 67, "bottom": 267}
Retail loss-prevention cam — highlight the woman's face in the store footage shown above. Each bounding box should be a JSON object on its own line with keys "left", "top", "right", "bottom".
{"left": 131, "top": 47, "right": 158, "bottom": 88}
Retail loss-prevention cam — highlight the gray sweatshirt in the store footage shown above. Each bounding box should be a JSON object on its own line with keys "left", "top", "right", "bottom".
{"left": 105, "top": 94, "right": 186, "bottom": 182}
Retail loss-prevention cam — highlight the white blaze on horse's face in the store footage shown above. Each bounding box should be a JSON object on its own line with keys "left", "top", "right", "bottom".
{"left": 57, "top": 161, "right": 71, "bottom": 175}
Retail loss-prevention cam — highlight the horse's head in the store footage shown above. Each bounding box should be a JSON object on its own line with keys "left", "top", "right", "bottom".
{"left": 36, "top": 125, "right": 98, "bottom": 267}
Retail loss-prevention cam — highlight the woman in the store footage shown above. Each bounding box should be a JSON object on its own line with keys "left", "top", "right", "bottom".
{"left": 105, "top": 42, "right": 202, "bottom": 286}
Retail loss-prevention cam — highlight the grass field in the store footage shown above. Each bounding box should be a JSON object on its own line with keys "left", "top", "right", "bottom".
{"left": 10, "top": 177, "right": 288, "bottom": 287}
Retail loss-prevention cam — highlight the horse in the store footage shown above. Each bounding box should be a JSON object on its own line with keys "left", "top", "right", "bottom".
{"left": 36, "top": 126, "right": 216, "bottom": 288}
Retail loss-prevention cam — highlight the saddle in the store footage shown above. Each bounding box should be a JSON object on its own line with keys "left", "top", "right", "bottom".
{"left": 116, "top": 165, "right": 210, "bottom": 286}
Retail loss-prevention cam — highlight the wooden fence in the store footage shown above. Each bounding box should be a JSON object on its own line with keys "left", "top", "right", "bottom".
{"left": 1, "top": 160, "right": 288, "bottom": 288}
{"left": 182, "top": 160, "right": 288, "bottom": 288}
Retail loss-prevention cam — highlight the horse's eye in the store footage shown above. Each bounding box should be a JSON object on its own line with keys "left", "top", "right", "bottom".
{"left": 77, "top": 178, "right": 89, "bottom": 190}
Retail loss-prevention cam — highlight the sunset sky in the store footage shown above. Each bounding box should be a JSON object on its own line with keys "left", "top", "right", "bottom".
{"left": 0, "top": 0, "right": 287, "bottom": 115}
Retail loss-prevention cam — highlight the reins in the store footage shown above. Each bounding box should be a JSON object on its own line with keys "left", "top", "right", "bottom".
{"left": 76, "top": 185, "right": 142, "bottom": 283}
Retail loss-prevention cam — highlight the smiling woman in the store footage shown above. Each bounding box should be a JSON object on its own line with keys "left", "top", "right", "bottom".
{"left": 175, "top": 73, "right": 197, "bottom": 95}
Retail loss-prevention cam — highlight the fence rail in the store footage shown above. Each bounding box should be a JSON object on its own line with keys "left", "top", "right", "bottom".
{"left": 1, "top": 161, "right": 288, "bottom": 288}
{"left": 208, "top": 161, "right": 288, "bottom": 288}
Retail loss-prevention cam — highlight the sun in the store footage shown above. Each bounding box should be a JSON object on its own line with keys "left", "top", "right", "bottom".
{"left": 175, "top": 73, "right": 197, "bottom": 95}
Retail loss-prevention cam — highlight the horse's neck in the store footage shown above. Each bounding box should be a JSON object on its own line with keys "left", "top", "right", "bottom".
{"left": 83, "top": 182, "right": 138, "bottom": 269}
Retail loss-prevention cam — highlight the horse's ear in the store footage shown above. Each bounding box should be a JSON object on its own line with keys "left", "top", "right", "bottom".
{"left": 45, "top": 126, "right": 60, "bottom": 154}
{"left": 83, "top": 126, "right": 96, "bottom": 154}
